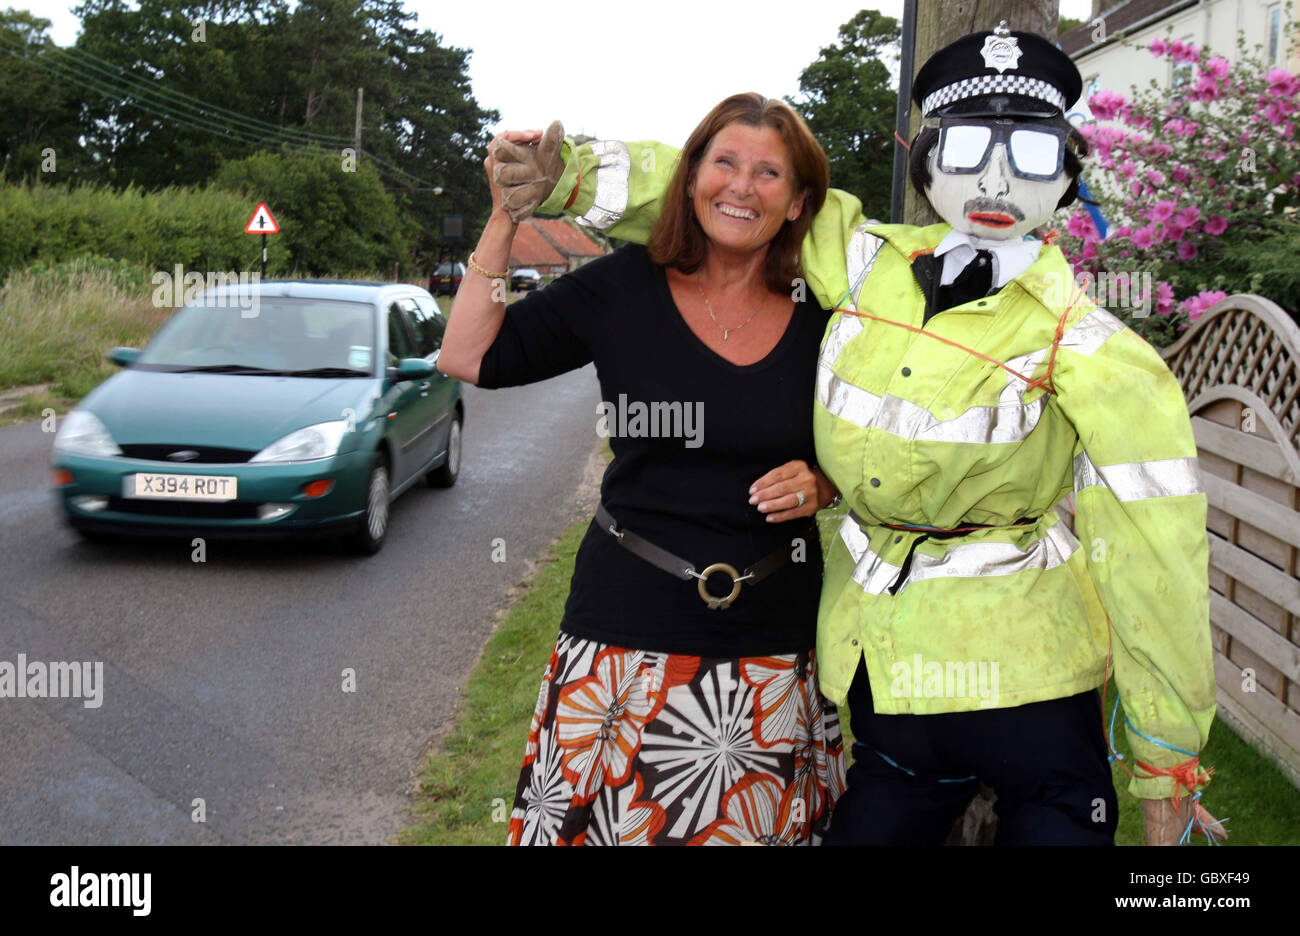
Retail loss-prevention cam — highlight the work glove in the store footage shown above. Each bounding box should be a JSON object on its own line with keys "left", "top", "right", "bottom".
{"left": 492, "top": 120, "right": 566, "bottom": 222}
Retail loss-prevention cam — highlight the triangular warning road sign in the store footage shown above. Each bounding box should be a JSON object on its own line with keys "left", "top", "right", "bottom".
{"left": 244, "top": 202, "right": 280, "bottom": 235}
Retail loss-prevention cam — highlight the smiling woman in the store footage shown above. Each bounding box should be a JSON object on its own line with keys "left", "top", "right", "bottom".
{"left": 648, "top": 95, "right": 827, "bottom": 297}
{"left": 437, "top": 95, "right": 847, "bottom": 846}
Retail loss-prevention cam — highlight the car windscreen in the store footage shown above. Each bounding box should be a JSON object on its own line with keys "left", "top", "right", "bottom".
{"left": 135, "top": 298, "right": 377, "bottom": 376}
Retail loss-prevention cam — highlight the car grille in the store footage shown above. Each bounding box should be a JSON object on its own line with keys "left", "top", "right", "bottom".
{"left": 106, "top": 496, "right": 262, "bottom": 520}
{"left": 118, "top": 444, "right": 256, "bottom": 464}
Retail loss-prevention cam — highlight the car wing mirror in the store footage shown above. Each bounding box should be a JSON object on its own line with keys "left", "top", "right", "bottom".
{"left": 394, "top": 358, "right": 435, "bottom": 381}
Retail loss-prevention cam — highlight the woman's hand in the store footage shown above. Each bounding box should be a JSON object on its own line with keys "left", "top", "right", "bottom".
{"left": 491, "top": 121, "right": 566, "bottom": 222}
{"left": 749, "top": 461, "right": 837, "bottom": 522}
{"left": 485, "top": 129, "right": 544, "bottom": 223}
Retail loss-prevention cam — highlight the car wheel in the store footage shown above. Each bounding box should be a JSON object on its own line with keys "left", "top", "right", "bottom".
{"left": 427, "top": 414, "right": 461, "bottom": 488}
{"left": 349, "top": 451, "right": 390, "bottom": 555}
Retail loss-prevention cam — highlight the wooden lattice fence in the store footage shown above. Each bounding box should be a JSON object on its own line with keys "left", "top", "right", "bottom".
{"left": 1161, "top": 294, "right": 1300, "bottom": 790}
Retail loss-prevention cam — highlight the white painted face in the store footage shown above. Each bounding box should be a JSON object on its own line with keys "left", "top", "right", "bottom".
{"left": 924, "top": 138, "right": 1070, "bottom": 241}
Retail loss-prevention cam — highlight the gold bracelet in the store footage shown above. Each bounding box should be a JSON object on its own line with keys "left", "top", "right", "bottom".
{"left": 467, "top": 252, "right": 508, "bottom": 280}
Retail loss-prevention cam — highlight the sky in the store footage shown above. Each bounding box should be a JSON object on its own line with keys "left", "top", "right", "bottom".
{"left": 30, "top": 0, "right": 1094, "bottom": 146}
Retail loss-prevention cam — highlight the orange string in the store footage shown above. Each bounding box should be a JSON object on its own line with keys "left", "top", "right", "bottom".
{"left": 894, "top": 131, "right": 911, "bottom": 151}
{"left": 837, "top": 286, "right": 1083, "bottom": 395}
{"left": 563, "top": 170, "right": 582, "bottom": 211}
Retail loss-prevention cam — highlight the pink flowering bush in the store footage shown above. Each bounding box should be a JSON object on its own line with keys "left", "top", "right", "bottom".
{"left": 1057, "top": 36, "right": 1300, "bottom": 345}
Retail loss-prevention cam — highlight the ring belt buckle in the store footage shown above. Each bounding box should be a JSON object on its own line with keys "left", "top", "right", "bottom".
{"left": 697, "top": 561, "right": 743, "bottom": 611}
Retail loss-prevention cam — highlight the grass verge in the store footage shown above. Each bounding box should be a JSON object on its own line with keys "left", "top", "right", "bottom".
{"left": 0, "top": 258, "right": 168, "bottom": 412}
{"left": 398, "top": 518, "right": 587, "bottom": 845}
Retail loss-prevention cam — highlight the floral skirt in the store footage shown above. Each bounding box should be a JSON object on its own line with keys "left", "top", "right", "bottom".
{"left": 507, "top": 631, "right": 846, "bottom": 845}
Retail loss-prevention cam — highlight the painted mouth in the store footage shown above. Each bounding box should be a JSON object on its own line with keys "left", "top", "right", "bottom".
{"left": 716, "top": 203, "right": 758, "bottom": 221}
{"left": 967, "top": 211, "right": 1016, "bottom": 228}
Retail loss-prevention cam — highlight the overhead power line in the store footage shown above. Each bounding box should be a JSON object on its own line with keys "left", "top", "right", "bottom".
{"left": 0, "top": 35, "right": 444, "bottom": 192}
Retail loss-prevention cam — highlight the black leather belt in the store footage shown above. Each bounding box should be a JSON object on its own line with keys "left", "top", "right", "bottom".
{"left": 595, "top": 502, "right": 814, "bottom": 610}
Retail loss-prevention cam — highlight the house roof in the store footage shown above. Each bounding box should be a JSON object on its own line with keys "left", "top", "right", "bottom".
{"left": 509, "top": 221, "right": 567, "bottom": 268}
{"left": 530, "top": 218, "right": 605, "bottom": 258}
{"left": 1060, "top": 0, "right": 1195, "bottom": 57}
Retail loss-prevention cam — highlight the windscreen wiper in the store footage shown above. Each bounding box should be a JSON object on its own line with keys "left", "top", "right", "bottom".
{"left": 170, "top": 364, "right": 286, "bottom": 375}
{"left": 282, "top": 367, "right": 371, "bottom": 377}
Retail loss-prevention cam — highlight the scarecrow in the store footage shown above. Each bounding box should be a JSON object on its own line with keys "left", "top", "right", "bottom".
{"left": 492, "top": 23, "right": 1224, "bottom": 845}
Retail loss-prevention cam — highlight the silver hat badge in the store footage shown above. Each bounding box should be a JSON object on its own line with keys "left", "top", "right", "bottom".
{"left": 980, "top": 21, "right": 1022, "bottom": 73}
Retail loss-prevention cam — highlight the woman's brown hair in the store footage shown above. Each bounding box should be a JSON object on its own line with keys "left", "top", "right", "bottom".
{"left": 646, "top": 93, "right": 829, "bottom": 295}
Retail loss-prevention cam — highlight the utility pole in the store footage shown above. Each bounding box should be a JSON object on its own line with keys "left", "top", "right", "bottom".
{"left": 902, "top": 0, "right": 1059, "bottom": 226}
{"left": 354, "top": 88, "right": 363, "bottom": 159}
{"left": 901, "top": 3, "right": 1063, "bottom": 846}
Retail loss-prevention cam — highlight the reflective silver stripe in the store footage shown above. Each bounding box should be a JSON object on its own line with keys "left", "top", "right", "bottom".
{"left": 817, "top": 360, "right": 1048, "bottom": 444}
{"left": 818, "top": 314, "right": 863, "bottom": 370}
{"left": 838, "top": 513, "right": 903, "bottom": 594}
{"left": 1073, "top": 453, "right": 1203, "bottom": 501}
{"left": 818, "top": 299, "right": 1125, "bottom": 444}
{"left": 843, "top": 223, "right": 885, "bottom": 312}
{"left": 574, "top": 141, "right": 631, "bottom": 231}
{"left": 837, "top": 512, "right": 1079, "bottom": 596}
{"left": 905, "top": 521, "right": 1078, "bottom": 590}
{"left": 1060, "top": 307, "right": 1125, "bottom": 356}
{"left": 817, "top": 359, "right": 883, "bottom": 428}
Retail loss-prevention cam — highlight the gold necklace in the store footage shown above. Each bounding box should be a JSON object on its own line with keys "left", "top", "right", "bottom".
{"left": 695, "top": 277, "right": 762, "bottom": 341}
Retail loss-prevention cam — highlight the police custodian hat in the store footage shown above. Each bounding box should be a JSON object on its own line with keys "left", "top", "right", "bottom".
{"left": 911, "top": 21, "right": 1083, "bottom": 119}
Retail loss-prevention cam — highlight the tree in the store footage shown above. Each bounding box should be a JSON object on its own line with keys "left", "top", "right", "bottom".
{"left": 787, "top": 9, "right": 900, "bottom": 222}
{"left": 0, "top": 10, "right": 90, "bottom": 181}
{"left": 215, "top": 147, "right": 411, "bottom": 275}
{"left": 59, "top": 0, "right": 498, "bottom": 260}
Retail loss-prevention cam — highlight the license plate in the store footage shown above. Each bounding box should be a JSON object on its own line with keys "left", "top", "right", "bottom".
{"left": 123, "top": 473, "right": 237, "bottom": 501}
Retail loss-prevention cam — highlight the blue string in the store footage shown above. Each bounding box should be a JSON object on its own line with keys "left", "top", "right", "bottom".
{"left": 1177, "top": 791, "right": 1230, "bottom": 846}
{"left": 860, "top": 743, "right": 977, "bottom": 784}
{"left": 1107, "top": 694, "right": 1123, "bottom": 764}
{"left": 832, "top": 242, "right": 883, "bottom": 312}
{"left": 1107, "top": 690, "right": 1198, "bottom": 758}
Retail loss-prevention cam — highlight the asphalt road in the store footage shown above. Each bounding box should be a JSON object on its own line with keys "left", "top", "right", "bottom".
{"left": 0, "top": 366, "right": 602, "bottom": 844}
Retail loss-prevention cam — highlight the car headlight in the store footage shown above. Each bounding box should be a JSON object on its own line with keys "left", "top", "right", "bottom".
{"left": 52, "top": 410, "right": 122, "bottom": 457}
{"left": 249, "top": 419, "right": 351, "bottom": 463}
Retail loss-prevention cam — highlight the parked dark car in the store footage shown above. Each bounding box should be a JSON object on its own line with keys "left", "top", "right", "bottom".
{"left": 52, "top": 281, "right": 463, "bottom": 556}
{"left": 510, "top": 268, "right": 542, "bottom": 292}
{"left": 429, "top": 262, "right": 466, "bottom": 297}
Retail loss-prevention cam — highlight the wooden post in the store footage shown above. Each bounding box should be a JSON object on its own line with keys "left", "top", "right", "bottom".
{"left": 903, "top": 1, "right": 1060, "bottom": 844}
{"left": 354, "top": 88, "right": 363, "bottom": 158}
{"left": 903, "top": 0, "right": 1059, "bottom": 227}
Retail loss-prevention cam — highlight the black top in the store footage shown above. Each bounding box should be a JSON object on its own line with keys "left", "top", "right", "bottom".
{"left": 477, "top": 245, "right": 831, "bottom": 657}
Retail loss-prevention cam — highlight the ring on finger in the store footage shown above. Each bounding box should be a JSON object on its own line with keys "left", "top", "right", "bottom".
{"left": 795, "top": 490, "right": 805, "bottom": 508}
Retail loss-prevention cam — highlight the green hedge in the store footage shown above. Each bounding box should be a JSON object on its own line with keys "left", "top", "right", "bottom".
{"left": 0, "top": 181, "right": 271, "bottom": 279}
{"left": 1, "top": 150, "right": 411, "bottom": 280}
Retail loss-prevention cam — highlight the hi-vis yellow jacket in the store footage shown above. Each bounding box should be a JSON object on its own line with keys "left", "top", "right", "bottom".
{"left": 537, "top": 139, "right": 1216, "bottom": 798}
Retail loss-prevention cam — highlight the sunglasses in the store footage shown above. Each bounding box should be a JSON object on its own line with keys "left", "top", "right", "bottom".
{"left": 931, "top": 119, "right": 1069, "bottom": 181}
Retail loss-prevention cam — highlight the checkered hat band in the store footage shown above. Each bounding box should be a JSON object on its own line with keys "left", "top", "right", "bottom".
{"left": 922, "top": 75, "right": 1066, "bottom": 115}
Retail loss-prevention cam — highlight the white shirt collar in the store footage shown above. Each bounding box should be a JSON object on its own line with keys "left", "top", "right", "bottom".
{"left": 933, "top": 228, "right": 1042, "bottom": 289}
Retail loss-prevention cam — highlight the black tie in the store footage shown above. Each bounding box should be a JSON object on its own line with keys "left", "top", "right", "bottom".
{"left": 936, "top": 249, "right": 993, "bottom": 312}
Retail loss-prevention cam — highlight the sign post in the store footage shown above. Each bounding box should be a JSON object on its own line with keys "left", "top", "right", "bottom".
{"left": 243, "top": 202, "right": 280, "bottom": 278}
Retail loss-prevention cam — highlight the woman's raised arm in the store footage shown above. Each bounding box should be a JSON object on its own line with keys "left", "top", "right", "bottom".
{"left": 437, "top": 130, "right": 542, "bottom": 385}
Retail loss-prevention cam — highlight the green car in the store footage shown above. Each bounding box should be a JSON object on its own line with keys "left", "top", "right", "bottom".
{"left": 51, "top": 281, "right": 463, "bottom": 555}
